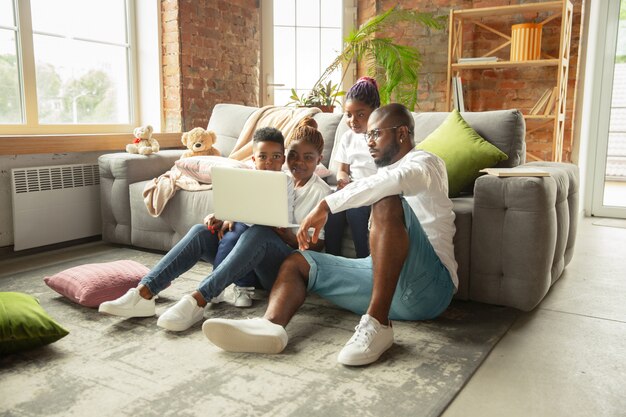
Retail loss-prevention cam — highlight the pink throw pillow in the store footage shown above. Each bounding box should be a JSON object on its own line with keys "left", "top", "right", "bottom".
{"left": 44, "top": 260, "right": 149, "bottom": 308}
{"left": 175, "top": 156, "right": 251, "bottom": 184}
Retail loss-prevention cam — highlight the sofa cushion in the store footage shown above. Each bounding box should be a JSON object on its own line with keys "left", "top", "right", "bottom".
{"left": 415, "top": 110, "right": 509, "bottom": 197}
{"left": 413, "top": 109, "right": 526, "bottom": 168}
{"left": 313, "top": 111, "right": 344, "bottom": 168}
{"left": 0, "top": 292, "right": 69, "bottom": 355}
{"left": 208, "top": 104, "right": 258, "bottom": 156}
{"left": 44, "top": 260, "right": 149, "bottom": 307}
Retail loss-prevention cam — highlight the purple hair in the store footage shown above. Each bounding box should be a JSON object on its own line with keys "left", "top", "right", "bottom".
{"left": 346, "top": 77, "right": 381, "bottom": 110}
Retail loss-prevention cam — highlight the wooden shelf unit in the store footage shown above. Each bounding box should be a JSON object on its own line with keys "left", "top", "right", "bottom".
{"left": 446, "top": 0, "right": 574, "bottom": 162}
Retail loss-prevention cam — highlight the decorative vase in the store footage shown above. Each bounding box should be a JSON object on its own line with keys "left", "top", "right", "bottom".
{"left": 510, "top": 23, "right": 542, "bottom": 61}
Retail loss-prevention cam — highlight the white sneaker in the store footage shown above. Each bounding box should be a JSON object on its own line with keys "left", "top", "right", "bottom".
{"left": 233, "top": 286, "right": 254, "bottom": 308}
{"left": 202, "top": 317, "right": 288, "bottom": 354}
{"left": 98, "top": 288, "right": 156, "bottom": 317}
{"left": 337, "top": 314, "right": 394, "bottom": 366}
{"left": 210, "top": 290, "right": 226, "bottom": 304}
{"left": 157, "top": 295, "right": 205, "bottom": 332}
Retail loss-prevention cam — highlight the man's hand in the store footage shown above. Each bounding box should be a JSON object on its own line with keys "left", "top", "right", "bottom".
{"left": 297, "top": 200, "right": 330, "bottom": 250}
{"left": 203, "top": 213, "right": 223, "bottom": 235}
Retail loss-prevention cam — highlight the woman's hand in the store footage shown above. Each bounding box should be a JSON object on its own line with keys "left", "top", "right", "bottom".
{"left": 336, "top": 163, "right": 351, "bottom": 190}
{"left": 297, "top": 200, "right": 330, "bottom": 250}
{"left": 336, "top": 178, "right": 351, "bottom": 190}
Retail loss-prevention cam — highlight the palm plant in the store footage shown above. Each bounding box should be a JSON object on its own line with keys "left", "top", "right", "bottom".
{"left": 313, "top": 6, "right": 445, "bottom": 110}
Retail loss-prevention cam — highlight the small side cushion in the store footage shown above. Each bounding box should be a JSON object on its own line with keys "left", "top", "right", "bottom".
{"left": 415, "top": 110, "right": 508, "bottom": 197}
{"left": 44, "top": 260, "right": 149, "bottom": 308}
{"left": 175, "top": 156, "right": 251, "bottom": 184}
{"left": 0, "top": 292, "right": 69, "bottom": 355}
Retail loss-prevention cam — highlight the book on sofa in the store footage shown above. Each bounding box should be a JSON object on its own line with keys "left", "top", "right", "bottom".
{"left": 480, "top": 167, "right": 550, "bottom": 177}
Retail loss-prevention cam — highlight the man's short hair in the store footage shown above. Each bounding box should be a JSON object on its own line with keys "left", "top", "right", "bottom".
{"left": 253, "top": 127, "right": 285, "bottom": 150}
{"left": 378, "top": 103, "right": 415, "bottom": 143}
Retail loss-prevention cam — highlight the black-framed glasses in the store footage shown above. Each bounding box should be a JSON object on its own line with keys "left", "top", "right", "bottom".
{"left": 363, "top": 125, "right": 403, "bottom": 142}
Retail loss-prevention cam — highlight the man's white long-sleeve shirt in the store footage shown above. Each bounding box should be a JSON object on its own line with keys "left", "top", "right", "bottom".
{"left": 325, "top": 150, "right": 458, "bottom": 289}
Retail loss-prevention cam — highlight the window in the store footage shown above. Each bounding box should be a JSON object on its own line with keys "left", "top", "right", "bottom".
{"left": 263, "top": 0, "right": 348, "bottom": 106}
{"left": 0, "top": 0, "right": 136, "bottom": 134}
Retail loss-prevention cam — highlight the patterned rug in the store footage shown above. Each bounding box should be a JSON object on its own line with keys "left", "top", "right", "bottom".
{"left": 0, "top": 243, "right": 519, "bottom": 417}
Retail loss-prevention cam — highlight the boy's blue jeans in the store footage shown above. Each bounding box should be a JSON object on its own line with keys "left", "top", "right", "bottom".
{"left": 214, "top": 222, "right": 258, "bottom": 288}
{"left": 139, "top": 224, "right": 295, "bottom": 302}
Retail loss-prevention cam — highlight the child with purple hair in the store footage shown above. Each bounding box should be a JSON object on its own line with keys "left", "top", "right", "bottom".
{"left": 324, "top": 77, "right": 380, "bottom": 258}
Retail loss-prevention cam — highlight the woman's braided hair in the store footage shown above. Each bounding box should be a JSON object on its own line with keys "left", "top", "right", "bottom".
{"left": 346, "top": 76, "right": 380, "bottom": 110}
{"left": 286, "top": 116, "right": 324, "bottom": 155}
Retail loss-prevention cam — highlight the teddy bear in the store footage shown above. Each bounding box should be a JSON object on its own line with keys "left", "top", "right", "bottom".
{"left": 180, "top": 127, "right": 221, "bottom": 158}
{"left": 126, "top": 125, "right": 160, "bottom": 155}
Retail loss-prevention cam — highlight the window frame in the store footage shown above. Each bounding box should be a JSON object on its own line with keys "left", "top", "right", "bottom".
{"left": 261, "top": 0, "right": 356, "bottom": 107}
{"left": 0, "top": 0, "right": 139, "bottom": 135}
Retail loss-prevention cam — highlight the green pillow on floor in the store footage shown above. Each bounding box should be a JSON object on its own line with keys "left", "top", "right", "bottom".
{"left": 415, "top": 110, "right": 508, "bottom": 197}
{"left": 0, "top": 292, "right": 69, "bottom": 355}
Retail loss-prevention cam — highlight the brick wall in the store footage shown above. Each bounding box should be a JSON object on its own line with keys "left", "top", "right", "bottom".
{"left": 161, "top": 0, "right": 260, "bottom": 133}
{"left": 357, "top": 0, "right": 584, "bottom": 162}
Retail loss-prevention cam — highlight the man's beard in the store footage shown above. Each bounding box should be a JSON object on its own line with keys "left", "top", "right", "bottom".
{"left": 374, "top": 140, "right": 400, "bottom": 168}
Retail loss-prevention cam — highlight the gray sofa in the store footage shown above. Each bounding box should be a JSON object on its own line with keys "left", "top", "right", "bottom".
{"left": 99, "top": 103, "right": 579, "bottom": 311}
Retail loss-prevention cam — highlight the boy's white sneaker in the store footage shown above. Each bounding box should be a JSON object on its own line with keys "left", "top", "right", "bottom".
{"left": 233, "top": 286, "right": 254, "bottom": 308}
{"left": 98, "top": 288, "right": 156, "bottom": 317}
{"left": 157, "top": 295, "right": 205, "bottom": 332}
{"left": 202, "top": 317, "right": 288, "bottom": 354}
{"left": 337, "top": 314, "right": 394, "bottom": 366}
{"left": 210, "top": 290, "right": 226, "bottom": 304}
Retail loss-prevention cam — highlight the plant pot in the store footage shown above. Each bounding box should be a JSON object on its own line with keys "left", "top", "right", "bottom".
{"left": 316, "top": 105, "right": 335, "bottom": 113}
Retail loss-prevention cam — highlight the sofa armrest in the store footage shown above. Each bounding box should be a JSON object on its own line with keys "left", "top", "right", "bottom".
{"left": 98, "top": 150, "right": 184, "bottom": 245}
{"left": 469, "top": 162, "right": 579, "bottom": 311}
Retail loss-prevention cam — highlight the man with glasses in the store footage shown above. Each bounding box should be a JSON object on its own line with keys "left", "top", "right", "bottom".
{"left": 202, "top": 103, "right": 458, "bottom": 366}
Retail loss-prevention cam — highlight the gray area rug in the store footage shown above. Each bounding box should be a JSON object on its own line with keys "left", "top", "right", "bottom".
{"left": 0, "top": 243, "right": 519, "bottom": 417}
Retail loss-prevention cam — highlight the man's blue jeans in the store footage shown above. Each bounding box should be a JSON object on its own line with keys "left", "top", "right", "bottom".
{"left": 139, "top": 224, "right": 296, "bottom": 302}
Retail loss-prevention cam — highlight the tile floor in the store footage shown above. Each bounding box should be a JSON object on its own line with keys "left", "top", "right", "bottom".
{"left": 442, "top": 216, "right": 626, "bottom": 417}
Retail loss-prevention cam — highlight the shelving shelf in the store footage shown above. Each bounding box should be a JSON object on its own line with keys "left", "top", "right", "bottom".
{"left": 446, "top": 0, "right": 573, "bottom": 162}
{"left": 452, "top": 59, "right": 559, "bottom": 70}
{"left": 524, "top": 114, "right": 557, "bottom": 120}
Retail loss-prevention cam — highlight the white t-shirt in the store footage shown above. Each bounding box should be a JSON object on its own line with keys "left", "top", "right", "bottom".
{"left": 325, "top": 150, "right": 458, "bottom": 289}
{"left": 333, "top": 130, "right": 377, "bottom": 180}
{"left": 292, "top": 174, "right": 332, "bottom": 238}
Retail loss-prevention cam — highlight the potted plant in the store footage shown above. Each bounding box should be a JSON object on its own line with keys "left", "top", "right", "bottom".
{"left": 312, "top": 6, "right": 445, "bottom": 110}
{"left": 288, "top": 81, "right": 345, "bottom": 113}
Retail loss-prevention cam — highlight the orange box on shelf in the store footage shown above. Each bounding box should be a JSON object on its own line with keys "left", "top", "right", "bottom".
{"left": 510, "top": 23, "right": 542, "bottom": 61}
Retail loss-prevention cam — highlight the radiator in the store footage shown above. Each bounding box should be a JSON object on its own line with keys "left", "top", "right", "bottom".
{"left": 11, "top": 163, "right": 102, "bottom": 251}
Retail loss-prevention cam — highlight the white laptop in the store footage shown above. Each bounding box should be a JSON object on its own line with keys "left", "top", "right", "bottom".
{"left": 211, "top": 166, "right": 299, "bottom": 228}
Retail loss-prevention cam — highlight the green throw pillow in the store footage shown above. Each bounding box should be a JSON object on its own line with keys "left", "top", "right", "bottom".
{"left": 0, "top": 292, "right": 69, "bottom": 355}
{"left": 415, "top": 110, "right": 508, "bottom": 197}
